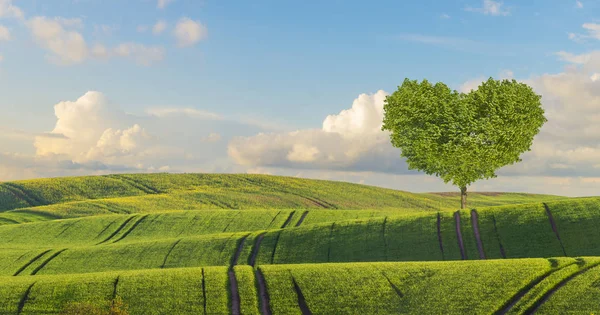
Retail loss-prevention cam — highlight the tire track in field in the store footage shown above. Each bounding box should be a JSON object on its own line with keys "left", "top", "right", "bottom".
{"left": 112, "top": 276, "right": 120, "bottom": 300}
{"left": 250, "top": 233, "right": 267, "bottom": 267}
{"left": 471, "top": 210, "right": 486, "bottom": 259}
{"left": 524, "top": 261, "right": 600, "bottom": 314}
{"left": 381, "top": 272, "right": 404, "bottom": 298}
{"left": 295, "top": 211, "right": 309, "bottom": 227}
{"left": 30, "top": 248, "right": 68, "bottom": 275}
{"left": 231, "top": 234, "right": 250, "bottom": 267}
{"left": 2, "top": 183, "right": 44, "bottom": 208}
{"left": 111, "top": 175, "right": 161, "bottom": 194}
{"left": 13, "top": 250, "right": 52, "bottom": 276}
{"left": 221, "top": 211, "right": 242, "bottom": 233}
{"left": 201, "top": 268, "right": 207, "bottom": 315}
{"left": 17, "top": 282, "right": 36, "bottom": 315}
{"left": 454, "top": 211, "right": 467, "bottom": 260}
{"left": 437, "top": 212, "right": 445, "bottom": 260}
{"left": 256, "top": 268, "right": 272, "bottom": 315}
{"left": 492, "top": 215, "right": 507, "bottom": 258}
{"left": 291, "top": 276, "right": 313, "bottom": 315}
{"left": 161, "top": 239, "right": 182, "bottom": 268}
{"left": 543, "top": 203, "right": 567, "bottom": 256}
{"left": 96, "top": 215, "right": 139, "bottom": 245}
{"left": 0, "top": 217, "right": 20, "bottom": 225}
{"left": 266, "top": 211, "right": 282, "bottom": 229}
{"left": 281, "top": 211, "right": 296, "bottom": 228}
{"left": 93, "top": 219, "right": 120, "bottom": 241}
{"left": 494, "top": 260, "right": 577, "bottom": 315}
{"left": 382, "top": 216, "right": 389, "bottom": 261}
{"left": 229, "top": 269, "right": 242, "bottom": 315}
{"left": 327, "top": 223, "right": 336, "bottom": 263}
{"left": 111, "top": 214, "right": 150, "bottom": 243}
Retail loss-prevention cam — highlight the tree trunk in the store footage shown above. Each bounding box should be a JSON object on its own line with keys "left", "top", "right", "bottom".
{"left": 460, "top": 186, "right": 467, "bottom": 209}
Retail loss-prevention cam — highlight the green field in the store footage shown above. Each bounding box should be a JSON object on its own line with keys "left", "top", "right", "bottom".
{"left": 0, "top": 173, "right": 597, "bottom": 314}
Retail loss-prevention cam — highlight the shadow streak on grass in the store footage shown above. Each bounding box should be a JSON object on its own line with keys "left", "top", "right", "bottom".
{"left": 494, "top": 260, "right": 577, "bottom": 315}
{"left": 524, "top": 261, "right": 600, "bottom": 314}
{"left": 95, "top": 215, "right": 138, "bottom": 245}
{"left": 161, "top": 239, "right": 183, "bottom": 268}
{"left": 201, "top": 268, "right": 207, "bottom": 315}
{"left": 17, "top": 282, "right": 36, "bottom": 315}
{"left": 295, "top": 211, "right": 310, "bottom": 227}
{"left": 30, "top": 248, "right": 68, "bottom": 275}
{"left": 111, "top": 214, "right": 150, "bottom": 243}
{"left": 13, "top": 249, "right": 52, "bottom": 276}
{"left": 280, "top": 211, "right": 296, "bottom": 229}
{"left": 543, "top": 203, "right": 567, "bottom": 257}
{"left": 291, "top": 275, "right": 313, "bottom": 315}
{"left": 471, "top": 210, "right": 486, "bottom": 259}
{"left": 492, "top": 215, "right": 507, "bottom": 259}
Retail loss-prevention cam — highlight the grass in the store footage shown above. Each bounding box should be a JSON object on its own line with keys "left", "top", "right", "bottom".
{"left": 2, "top": 172, "right": 599, "bottom": 314}
{"left": 1, "top": 259, "right": 599, "bottom": 314}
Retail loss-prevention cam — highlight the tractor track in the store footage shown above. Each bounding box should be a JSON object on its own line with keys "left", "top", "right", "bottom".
{"left": 256, "top": 269, "right": 272, "bottom": 315}
{"left": 543, "top": 203, "right": 567, "bottom": 256}
{"left": 30, "top": 248, "right": 68, "bottom": 275}
{"left": 471, "top": 210, "right": 486, "bottom": 259}
{"left": 437, "top": 212, "right": 445, "bottom": 260}
{"left": 454, "top": 211, "right": 467, "bottom": 260}
{"left": 295, "top": 211, "right": 310, "bottom": 227}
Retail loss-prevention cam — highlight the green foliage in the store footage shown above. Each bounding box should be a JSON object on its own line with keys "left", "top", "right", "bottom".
{"left": 382, "top": 78, "right": 547, "bottom": 191}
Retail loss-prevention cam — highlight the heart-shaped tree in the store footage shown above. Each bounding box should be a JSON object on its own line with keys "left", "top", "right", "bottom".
{"left": 382, "top": 77, "right": 547, "bottom": 209}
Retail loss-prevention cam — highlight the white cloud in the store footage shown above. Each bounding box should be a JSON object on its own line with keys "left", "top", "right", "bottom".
{"left": 27, "top": 16, "right": 89, "bottom": 65}
{"left": 465, "top": 0, "right": 511, "bottom": 16}
{"left": 174, "top": 17, "right": 207, "bottom": 47}
{"left": 0, "top": 25, "right": 10, "bottom": 41}
{"left": 157, "top": 0, "right": 175, "bottom": 9}
{"left": 152, "top": 20, "right": 167, "bottom": 35}
{"left": 94, "top": 24, "right": 118, "bottom": 36}
{"left": 228, "top": 90, "right": 410, "bottom": 173}
{"left": 0, "top": 0, "right": 24, "bottom": 20}
{"left": 568, "top": 23, "right": 600, "bottom": 42}
{"left": 147, "top": 108, "right": 222, "bottom": 120}
{"left": 576, "top": 1, "right": 583, "bottom": 8}
{"left": 440, "top": 13, "right": 450, "bottom": 19}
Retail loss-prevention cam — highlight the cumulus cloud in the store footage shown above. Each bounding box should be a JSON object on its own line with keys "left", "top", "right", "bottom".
{"left": 0, "top": 0, "right": 24, "bottom": 20}
{"left": 568, "top": 23, "right": 600, "bottom": 43}
{"left": 27, "top": 16, "right": 89, "bottom": 65}
{"left": 152, "top": 20, "right": 167, "bottom": 35}
{"left": 174, "top": 17, "right": 207, "bottom": 47}
{"left": 201, "top": 132, "right": 222, "bottom": 143}
{"left": 465, "top": 0, "right": 511, "bottom": 16}
{"left": 228, "top": 90, "right": 418, "bottom": 174}
{"left": 229, "top": 67, "right": 600, "bottom": 181}
{"left": 576, "top": 1, "right": 583, "bottom": 8}
{"left": 0, "top": 25, "right": 10, "bottom": 41}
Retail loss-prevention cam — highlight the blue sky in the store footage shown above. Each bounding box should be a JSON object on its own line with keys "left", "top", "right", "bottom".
{"left": 1, "top": 0, "right": 600, "bottom": 196}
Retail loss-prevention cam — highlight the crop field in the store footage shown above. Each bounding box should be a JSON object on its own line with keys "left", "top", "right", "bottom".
{"left": 0, "top": 173, "right": 598, "bottom": 314}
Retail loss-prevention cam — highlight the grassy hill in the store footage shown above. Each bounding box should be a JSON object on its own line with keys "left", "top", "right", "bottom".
{"left": 0, "top": 173, "right": 597, "bottom": 314}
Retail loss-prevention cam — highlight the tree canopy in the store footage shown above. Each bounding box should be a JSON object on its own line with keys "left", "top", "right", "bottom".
{"left": 382, "top": 77, "right": 547, "bottom": 208}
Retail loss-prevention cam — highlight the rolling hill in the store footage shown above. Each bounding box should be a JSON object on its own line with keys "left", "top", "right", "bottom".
{"left": 0, "top": 173, "right": 596, "bottom": 314}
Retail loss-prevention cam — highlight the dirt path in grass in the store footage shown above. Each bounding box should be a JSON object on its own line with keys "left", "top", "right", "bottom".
{"left": 525, "top": 262, "right": 600, "bottom": 314}
{"left": 295, "top": 211, "right": 309, "bottom": 227}
{"left": 471, "top": 210, "right": 486, "bottom": 259}
{"left": 543, "top": 203, "right": 567, "bottom": 256}
{"left": 231, "top": 235, "right": 249, "bottom": 267}
{"left": 436, "top": 213, "right": 445, "bottom": 260}
{"left": 256, "top": 269, "right": 272, "bottom": 315}
{"left": 250, "top": 233, "right": 266, "bottom": 267}
{"left": 454, "top": 211, "right": 466, "bottom": 260}
{"left": 228, "top": 270, "right": 241, "bottom": 315}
